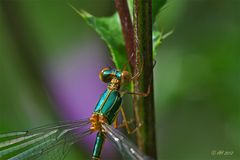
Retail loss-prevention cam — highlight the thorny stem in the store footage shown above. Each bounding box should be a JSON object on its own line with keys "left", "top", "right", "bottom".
{"left": 133, "top": 0, "right": 157, "bottom": 159}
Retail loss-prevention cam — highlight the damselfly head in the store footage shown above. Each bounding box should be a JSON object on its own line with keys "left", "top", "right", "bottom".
{"left": 99, "top": 67, "right": 131, "bottom": 85}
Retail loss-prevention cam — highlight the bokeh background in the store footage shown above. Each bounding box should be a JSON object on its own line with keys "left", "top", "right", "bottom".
{"left": 0, "top": 0, "right": 239, "bottom": 160}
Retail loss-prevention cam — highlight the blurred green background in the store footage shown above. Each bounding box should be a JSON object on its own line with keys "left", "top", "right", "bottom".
{"left": 0, "top": 0, "right": 239, "bottom": 160}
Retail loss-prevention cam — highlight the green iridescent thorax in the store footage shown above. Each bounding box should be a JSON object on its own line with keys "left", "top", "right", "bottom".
{"left": 93, "top": 88, "right": 122, "bottom": 124}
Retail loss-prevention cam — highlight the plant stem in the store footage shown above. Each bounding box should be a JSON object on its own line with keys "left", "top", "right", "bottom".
{"left": 114, "top": 0, "right": 135, "bottom": 68}
{"left": 115, "top": 0, "right": 157, "bottom": 158}
{"left": 133, "top": 0, "right": 157, "bottom": 159}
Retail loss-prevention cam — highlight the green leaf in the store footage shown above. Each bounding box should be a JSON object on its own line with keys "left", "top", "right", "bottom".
{"left": 71, "top": 7, "right": 128, "bottom": 70}
{"left": 71, "top": 1, "right": 168, "bottom": 67}
{"left": 152, "top": 0, "right": 168, "bottom": 55}
{"left": 152, "top": 0, "right": 167, "bottom": 23}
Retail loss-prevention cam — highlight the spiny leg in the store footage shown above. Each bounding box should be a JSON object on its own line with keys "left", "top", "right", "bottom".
{"left": 118, "top": 106, "right": 142, "bottom": 134}
{"left": 120, "top": 85, "right": 151, "bottom": 97}
{"left": 120, "top": 59, "right": 156, "bottom": 97}
{"left": 113, "top": 109, "right": 133, "bottom": 129}
{"left": 131, "top": 59, "right": 156, "bottom": 82}
{"left": 122, "top": 48, "right": 144, "bottom": 82}
{"left": 129, "top": 52, "right": 157, "bottom": 82}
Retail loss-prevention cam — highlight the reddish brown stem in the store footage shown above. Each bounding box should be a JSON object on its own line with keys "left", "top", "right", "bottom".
{"left": 114, "top": 0, "right": 135, "bottom": 68}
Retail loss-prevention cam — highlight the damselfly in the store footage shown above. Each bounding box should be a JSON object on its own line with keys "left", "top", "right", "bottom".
{"left": 0, "top": 67, "right": 153, "bottom": 160}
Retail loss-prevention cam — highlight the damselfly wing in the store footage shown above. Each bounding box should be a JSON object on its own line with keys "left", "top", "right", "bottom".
{"left": 102, "top": 123, "right": 153, "bottom": 160}
{"left": 0, "top": 120, "right": 153, "bottom": 160}
{"left": 0, "top": 119, "right": 91, "bottom": 160}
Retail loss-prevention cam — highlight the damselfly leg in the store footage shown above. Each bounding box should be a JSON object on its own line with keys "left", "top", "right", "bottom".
{"left": 112, "top": 106, "right": 137, "bottom": 134}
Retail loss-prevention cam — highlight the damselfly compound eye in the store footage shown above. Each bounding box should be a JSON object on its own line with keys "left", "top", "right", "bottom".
{"left": 99, "top": 67, "right": 114, "bottom": 83}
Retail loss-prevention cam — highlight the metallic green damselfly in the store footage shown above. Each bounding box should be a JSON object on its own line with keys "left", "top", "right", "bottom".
{"left": 0, "top": 68, "right": 153, "bottom": 160}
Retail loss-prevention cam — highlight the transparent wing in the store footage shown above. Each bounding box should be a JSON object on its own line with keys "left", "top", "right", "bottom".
{"left": 0, "top": 119, "right": 92, "bottom": 160}
{"left": 102, "top": 123, "right": 154, "bottom": 160}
